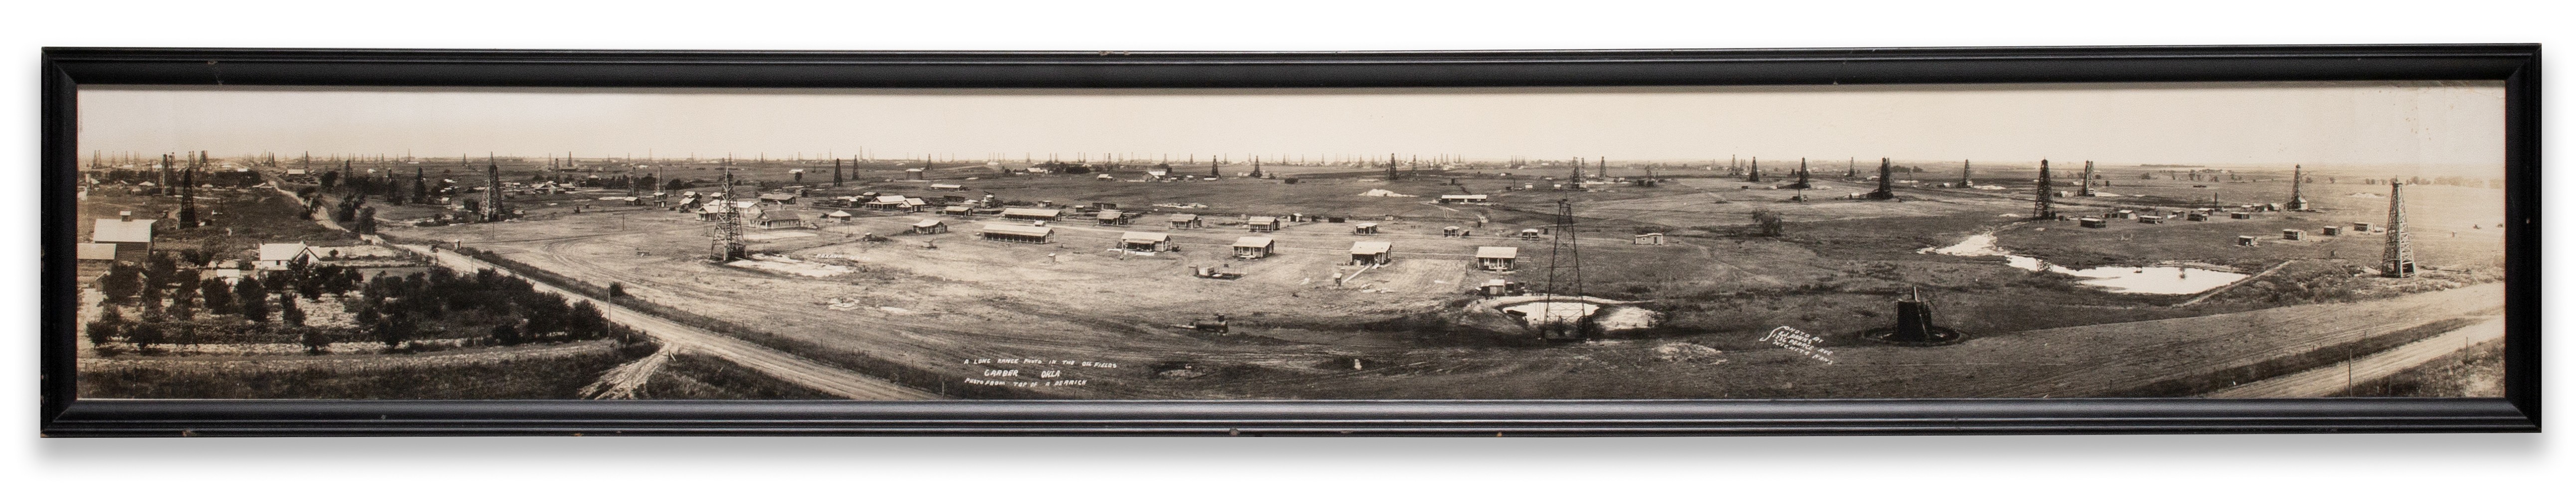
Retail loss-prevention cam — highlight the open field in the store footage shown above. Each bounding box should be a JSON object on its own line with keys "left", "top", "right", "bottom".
{"left": 343, "top": 158, "right": 2508, "bottom": 399}
{"left": 78, "top": 339, "right": 639, "bottom": 399}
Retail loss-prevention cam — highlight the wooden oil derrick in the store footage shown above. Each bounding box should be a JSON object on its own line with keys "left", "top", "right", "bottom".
{"left": 2032, "top": 160, "right": 2055, "bottom": 220}
{"left": 709, "top": 166, "right": 746, "bottom": 262}
{"left": 1788, "top": 158, "right": 1812, "bottom": 189}
{"left": 1867, "top": 158, "right": 1897, "bottom": 200}
{"left": 1745, "top": 157, "right": 1761, "bottom": 182}
{"left": 1538, "top": 199, "right": 1589, "bottom": 341}
{"left": 2287, "top": 164, "right": 2311, "bottom": 211}
{"left": 482, "top": 160, "right": 506, "bottom": 222}
{"left": 177, "top": 152, "right": 199, "bottom": 228}
{"left": 1958, "top": 160, "right": 1973, "bottom": 188}
{"left": 2078, "top": 160, "right": 2098, "bottom": 196}
{"left": 2383, "top": 180, "right": 2415, "bottom": 278}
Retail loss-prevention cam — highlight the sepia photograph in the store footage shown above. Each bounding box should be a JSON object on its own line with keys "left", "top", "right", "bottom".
{"left": 66, "top": 80, "right": 2508, "bottom": 401}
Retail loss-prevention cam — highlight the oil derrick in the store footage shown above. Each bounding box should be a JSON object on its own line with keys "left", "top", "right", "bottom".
{"left": 708, "top": 168, "right": 746, "bottom": 262}
{"left": 1745, "top": 158, "right": 1761, "bottom": 182}
{"left": 177, "top": 152, "right": 200, "bottom": 228}
{"left": 482, "top": 161, "right": 507, "bottom": 222}
{"left": 832, "top": 159, "right": 844, "bottom": 187}
{"left": 413, "top": 168, "right": 428, "bottom": 205}
{"left": 1567, "top": 158, "right": 1584, "bottom": 189}
{"left": 1538, "top": 198, "right": 1589, "bottom": 341}
{"left": 2382, "top": 180, "right": 2415, "bottom": 278}
{"left": 2078, "top": 160, "right": 2097, "bottom": 196}
{"left": 1866, "top": 158, "right": 1897, "bottom": 200}
{"left": 1787, "top": 158, "right": 1812, "bottom": 189}
{"left": 2286, "top": 164, "right": 2311, "bottom": 211}
{"left": 1386, "top": 153, "right": 1399, "bottom": 181}
{"left": 1845, "top": 158, "right": 1857, "bottom": 178}
{"left": 1210, "top": 158, "right": 1221, "bottom": 178}
{"left": 1957, "top": 160, "right": 1973, "bottom": 187}
{"left": 1596, "top": 156, "right": 1607, "bottom": 181}
{"left": 1250, "top": 157, "right": 1263, "bottom": 178}
{"left": 2031, "top": 160, "right": 2056, "bottom": 220}
{"left": 158, "top": 153, "right": 174, "bottom": 196}
{"left": 1862, "top": 287, "right": 1964, "bottom": 345}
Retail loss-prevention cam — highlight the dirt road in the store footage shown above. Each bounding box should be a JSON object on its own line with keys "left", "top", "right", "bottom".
{"left": 2200, "top": 316, "right": 2506, "bottom": 398}
{"left": 395, "top": 243, "right": 942, "bottom": 400}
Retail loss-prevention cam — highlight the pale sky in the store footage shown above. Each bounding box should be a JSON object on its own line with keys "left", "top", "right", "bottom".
{"left": 78, "top": 81, "right": 2504, "bottom": 170}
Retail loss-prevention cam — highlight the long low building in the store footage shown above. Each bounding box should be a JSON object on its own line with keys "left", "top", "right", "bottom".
{"left": 1002, "top": 207, "right": 1062, "bottom": 220}
{"left": 980, "top": 223, "right": 1054, "bottom": 243}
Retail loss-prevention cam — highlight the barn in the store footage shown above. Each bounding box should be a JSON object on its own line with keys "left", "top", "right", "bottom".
{"left": 1119, "top": 231, "right": 1174, "bottom": 252}
{"left": 1349, "top": 241, "right": 1393, "bottom": 265}
{"left": 90, "top": 212, "right": 157, "bottom": 262}
{"left": 1232, "top": 236, "right": 1276, "bottom": 259}
{"left": 1475, "top": 246, "right": 1519, "bottom": 271}
{"left": 980, "top": 224, "right": 1054, "bottom": 243}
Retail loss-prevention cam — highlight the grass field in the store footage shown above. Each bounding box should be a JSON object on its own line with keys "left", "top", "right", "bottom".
{"left": 78, "top": 340, "right": 639, "bottom": 399}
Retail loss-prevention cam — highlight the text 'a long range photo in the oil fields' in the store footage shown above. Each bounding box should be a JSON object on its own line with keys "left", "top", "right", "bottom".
{"left": 67, "top": 81, "right": 2506, "bottom": 401}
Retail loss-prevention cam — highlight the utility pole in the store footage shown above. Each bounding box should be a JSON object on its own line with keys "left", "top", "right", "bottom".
{"left": 1539, "top": 199, "right": 1586, "bottom": 341}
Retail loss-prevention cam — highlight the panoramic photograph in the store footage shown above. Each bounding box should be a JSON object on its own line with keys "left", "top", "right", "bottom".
{"left": 66, "top": 81, "right": 2507, "bottom": 400}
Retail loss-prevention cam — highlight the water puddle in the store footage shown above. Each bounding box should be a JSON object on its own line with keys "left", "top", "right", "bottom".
{"left": 1921, "top": 232, "right": 2249, "bottom": 295}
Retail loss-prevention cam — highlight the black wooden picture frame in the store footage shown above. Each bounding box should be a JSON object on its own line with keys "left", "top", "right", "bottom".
{"left": 38, "top": 44, "right": 2541, "bottom": 436}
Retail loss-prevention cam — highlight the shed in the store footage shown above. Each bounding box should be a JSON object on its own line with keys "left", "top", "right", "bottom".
{"left": 1518, "top": 228, "right": 1543, "bottom": 240}
{"left": 2138, "top": 215, "right": 2166, "bottom": 224}
{"left": 1438, "top": 194, "right": 1490, "bottom": 204}
{"left": 1168, "top": 213, "right": 1202, "bottom": 229}
{"left": 758, "top": 192, "right": 798, "bottom": 204}
{"left": 2078, "top": 217, "right": 2107, "bottom": 229}
{"left": 2282, "top": 229, "right": 2305, "bottom": 240}
{"left": 1001, "top": 207, "right": 1061, "bottom": 220}
{"left": 2238, "top": 235, "right": 2259, "bottom": 246}
{"left": 75, "top": 243, "right": 120, "bottom": 262}
{"left": 1119, "top": 231, "right": 1174, "bottom": 252}
{"left": 980, "top": 223, "right": 1054, "bottom": 243}
{"left": 904, "top": 168, "right": 926, "bottom": 180}
{"left": 1477, "top": 279, "right": 1521, "bottom": 297}
{"left": 825, "top": 210, "right": 854, "bottom": 222}
{"left": 1247, "top": 216, "right": 1281, "bottom": 232}
{"left": 911, "top": 219, "right": 948, "bottom": 234}
{"left": 1349, "top": 241, "right": 1393, "bottom": 265}
{"left": 2321, "top": 226, "right": 2344, "bottom": 236}
{"left": 2230, "top": 211, "right": 2254, "bottom": 219}
{"left": 255, "top": 242, "right": 310, "bottom": 270}
{"left": 2185, "top": 212, "right": 2209, "bottom": 221}
{"left": 2353, "top": 222, "right": 2374, "bottom": 232}
{"left": 943, "top": 205, "right": 973, "bottom": 216}
{"left": 1633, "top": 233, "right": 1665, "bottom": 245}
{"left": 1232, "top": 236, "right": 1276, "bottom": 259}
{"left": 1096, "top": 210, "right": 1132, "bottom": 225}
{"left": 1442, "top": 226, "right": 1462, "bottom": 237}
{"left": 1353, "top": 222, "right": 1380, "bottom": 235}
{"left": 1475, "top": 246, "right": 1519, "bottom": 271}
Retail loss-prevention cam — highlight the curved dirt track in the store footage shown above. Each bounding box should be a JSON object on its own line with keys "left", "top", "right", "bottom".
{"left": 397, "top": 244, "right": 942, "bottom": 400}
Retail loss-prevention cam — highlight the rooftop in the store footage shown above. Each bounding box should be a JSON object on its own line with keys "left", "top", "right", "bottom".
{"left": 1350, "top": 241, "right": 1392, "bottom": 255}
{"left": 1476, "top": 246, "right": 1520, "bottom": 259}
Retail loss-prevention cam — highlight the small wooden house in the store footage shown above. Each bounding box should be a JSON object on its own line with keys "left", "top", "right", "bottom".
{"left": 1168, "top": 213, "right": 1202, "bottom": 229}
{"left": 1096, "top": 210, "right": 1132, "bottom": 225}
{"left": 1352, "top": 222, "right": 1380, "bottom": 235}
{"left": 1518, "top": 228, "right": 1543, "bottom": 240}
{"left": 2237, "top": 235, "right": 2258, "bottom": 246}
{"left": 1633, "top": 233, "right": 1665, "bottom": 245}
{"left": 2321, "top": 226, "right": 2344, "bottom": 236}
{"left": 1349, "top": 241, "right": 1393, "bottom": 265}
{"left": 1232, "top": 236, "right": 1276, "bottom": 259}
{"left": 1475, "top": 246, "right": 1519, "bottom": 271}
{"left": 824, "top": 210, "right": 854, "bottom": 223}
{"left": 1247, "top": 216, "right": 1282, "bottom": 232}
{"left": 2282, "top": 229, "right": 2304, "bottom": 240}
{"left": 1119, "top": 231, "right": 1174, "bottom": 252}
{"left": 91, "top": 212, "right": 157, "bottom": 262}
{"left": 911, "top": 219, "right": 948, "bottom": 234}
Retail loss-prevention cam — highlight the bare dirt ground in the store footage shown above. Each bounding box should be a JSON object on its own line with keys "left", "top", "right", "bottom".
{"left": 372, "top": 161, "right": 2509, "bottom": 400}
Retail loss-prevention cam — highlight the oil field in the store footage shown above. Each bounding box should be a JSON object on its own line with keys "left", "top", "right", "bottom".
{"left": 68, "top": 83, "right": 2508, "bottom": 400}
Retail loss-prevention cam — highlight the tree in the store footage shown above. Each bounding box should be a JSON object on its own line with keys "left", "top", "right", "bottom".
{"left": 166, "top": 285, "right": 198, "bottom": 320}
{"left": 199, "top": 278, "right": 234, "bottom": 316}
{"left": 86, "top": 308, "right": 123, "bottom": 346}
{"left": 278, "top": 292, "right": 305, "bottom": 328}
{"left": 1750, "top": 209, "right": 1785, "bottom": 237}
{"left": 300, "top": 329, "right": 332, "bottom": 355}
{"left": 125, "top": 322, "right": 166, "bottom": 355}
{"left": 371, "top": 311, "right": 417, "bottom": 351}
{"left": 143, "top": 252, "right": 179, "bottom": 290}
{"left": 100, "top": 263, "right": 143, "bottom": 302}
{"left": 235, "top": 277, "right": 270, "bottom": 322}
